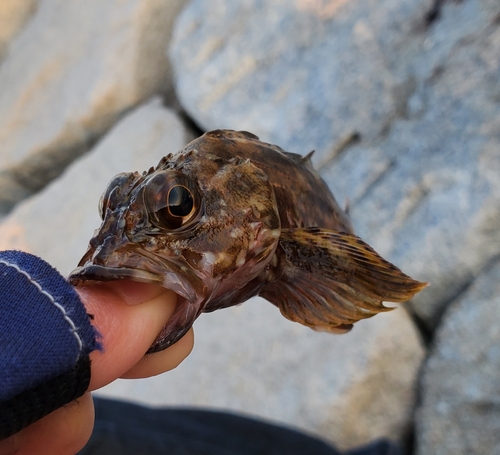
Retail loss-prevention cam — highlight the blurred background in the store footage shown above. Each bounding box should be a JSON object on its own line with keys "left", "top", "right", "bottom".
{"left": 0, "top": 1, "right": 499, "bottom": 454}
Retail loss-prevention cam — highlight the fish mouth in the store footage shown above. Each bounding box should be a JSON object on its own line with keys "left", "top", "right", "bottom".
{"left": 68, "top": 263, "right": 203, "bottom": 353}
{"left": 69, "top": 263, "right": 198, "bottom": 303}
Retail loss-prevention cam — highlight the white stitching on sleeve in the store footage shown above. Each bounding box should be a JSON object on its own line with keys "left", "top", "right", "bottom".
{"left": 0, "top": 259, "right": 84, "bottom": 356}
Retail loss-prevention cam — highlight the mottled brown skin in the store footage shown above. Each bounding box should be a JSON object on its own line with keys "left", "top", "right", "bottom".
{"left": 70, "top": 130, "right": 427, "bottom": 352}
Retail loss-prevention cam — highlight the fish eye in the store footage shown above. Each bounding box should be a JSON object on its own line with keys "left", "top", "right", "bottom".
{"left": 145, "top": 172, "right": 202, "bottom": 231}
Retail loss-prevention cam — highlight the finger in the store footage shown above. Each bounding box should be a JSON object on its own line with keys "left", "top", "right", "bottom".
{"left": 0, "top": 433, "right": 22, "bottom": 455}
{"left": 75, "top": 281, "right": 180, "bottom": 390}
{"left": 121, "top": 327, "right": 194, "bottom": 379}
{"left": 0, "top": 393, "right": 94, "bottom": 455}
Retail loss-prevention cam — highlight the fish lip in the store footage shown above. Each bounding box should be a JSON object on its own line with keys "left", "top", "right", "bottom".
{"left": 69, "top": 264, "right": 163, "bottom": 285}
{"left": 68, "top": 264, "right": 198, "bottom": 304}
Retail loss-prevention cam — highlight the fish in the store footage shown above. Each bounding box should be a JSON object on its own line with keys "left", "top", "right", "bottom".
{"left": 69, "top": 129, "right": 427, "bottom": 353}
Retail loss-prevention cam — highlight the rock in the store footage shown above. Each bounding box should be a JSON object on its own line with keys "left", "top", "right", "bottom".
{"left": 0, "top": 0, "right": 37, "bottom": 61}
{"left": 0, "top": 98, "right": 192, "bottom": 275}
{"left": 321, "top": 15, "right": 500, "bottom": 330}
{"left": 96, "top": 299, "right": 424, "bottom": 451}
{"left": 170, "top": 1, "right": 500, "bottom": 330}
{"left": 0, "top": 0, "right": 187, "bottom": 214}
{"left": 169, "top": 0, "right": 433, "bottom": 166}
{"left": 415, "top": 258, "right": 500, "bottom": 455}
{"left": 412, "top": 0, "right": 500, "bottom": 79}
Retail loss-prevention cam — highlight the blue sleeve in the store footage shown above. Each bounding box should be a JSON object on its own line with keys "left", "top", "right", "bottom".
{"left": 0, "top": 250, "right": 100, "bottom": 440}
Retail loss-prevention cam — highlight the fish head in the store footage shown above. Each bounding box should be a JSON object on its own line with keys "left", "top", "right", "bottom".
{"left": 69, "top": 131, "right": 281, "bottom": 351}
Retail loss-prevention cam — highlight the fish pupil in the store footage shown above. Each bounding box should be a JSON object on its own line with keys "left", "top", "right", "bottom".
{"left": 167, "top": 185, "right": 194, "bottom": 217}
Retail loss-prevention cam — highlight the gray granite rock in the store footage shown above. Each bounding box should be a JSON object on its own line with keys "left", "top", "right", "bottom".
{"left": 322, "top": 15, "right": 500, "bottom": 330}
{"left": 96, "top": 300, "right": 424, "bottom": 451}
{"left": 170, "top": 0, "right": 500, "bottom": 331}
{"left": 415, "top": 258, "right": 500, "bottom": 455}
{"left": 0, "top": 0, "right": 187, "bottom": 214}
{"left": 0, "top": 98, "right": 192, "bottom": 275}
{"left": 170, "top": 0, "right": 434, "bottom": 166}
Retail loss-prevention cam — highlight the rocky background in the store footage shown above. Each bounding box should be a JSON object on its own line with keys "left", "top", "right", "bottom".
{"left": 0, "top": 0, "right": 499, "bottom": 454}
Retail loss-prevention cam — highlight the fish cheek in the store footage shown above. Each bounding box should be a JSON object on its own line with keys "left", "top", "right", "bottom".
{"left": 179, "top": 220, "right": 245, "bottom": 277}
{"left": 176, "top": 160, "right": 280, "bottom": 279}
{"left": 178, "top": 212, "right": 276, "bottom": 283}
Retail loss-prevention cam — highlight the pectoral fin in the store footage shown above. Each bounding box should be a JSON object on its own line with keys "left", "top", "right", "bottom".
{"left": 260, "top": 228, "right": 427, "bottom": 333}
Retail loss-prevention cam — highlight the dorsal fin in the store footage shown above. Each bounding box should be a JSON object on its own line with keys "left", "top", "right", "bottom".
{"left": 302, "top": 150, "right": 315, "bottom": 164}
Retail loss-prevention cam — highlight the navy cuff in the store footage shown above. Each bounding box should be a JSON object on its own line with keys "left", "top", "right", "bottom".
{"left": 0, "top": 251, "right": 100, "bottom": 439}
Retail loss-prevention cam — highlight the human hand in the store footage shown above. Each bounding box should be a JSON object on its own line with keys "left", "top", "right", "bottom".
{"left": 0, "top": 280, "right": 193, "bottom": 455}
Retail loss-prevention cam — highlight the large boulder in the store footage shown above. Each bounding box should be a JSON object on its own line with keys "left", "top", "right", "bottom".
{"left": 170, "top": 0, "right": 500, "bottom": 330}
{"left": 322, "top": 13, "right": 500, "bottom": 330}
{"left": 169, "top": 0, "right": 435, "bottom": 166}
{"left": 415, "top": 259, "right": 500, "bottom": 455}
{"left": 0, "top": 0, "right": 187, "bottom": 214}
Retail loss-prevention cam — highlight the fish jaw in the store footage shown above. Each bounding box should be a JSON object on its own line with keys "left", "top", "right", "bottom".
{"left": 68, "top": 257, "right": 209, "bottom": 352}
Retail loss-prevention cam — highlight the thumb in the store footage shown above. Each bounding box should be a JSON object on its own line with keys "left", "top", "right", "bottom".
{"left": 75, "top": 280, "right": 194, "bottom": 390}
